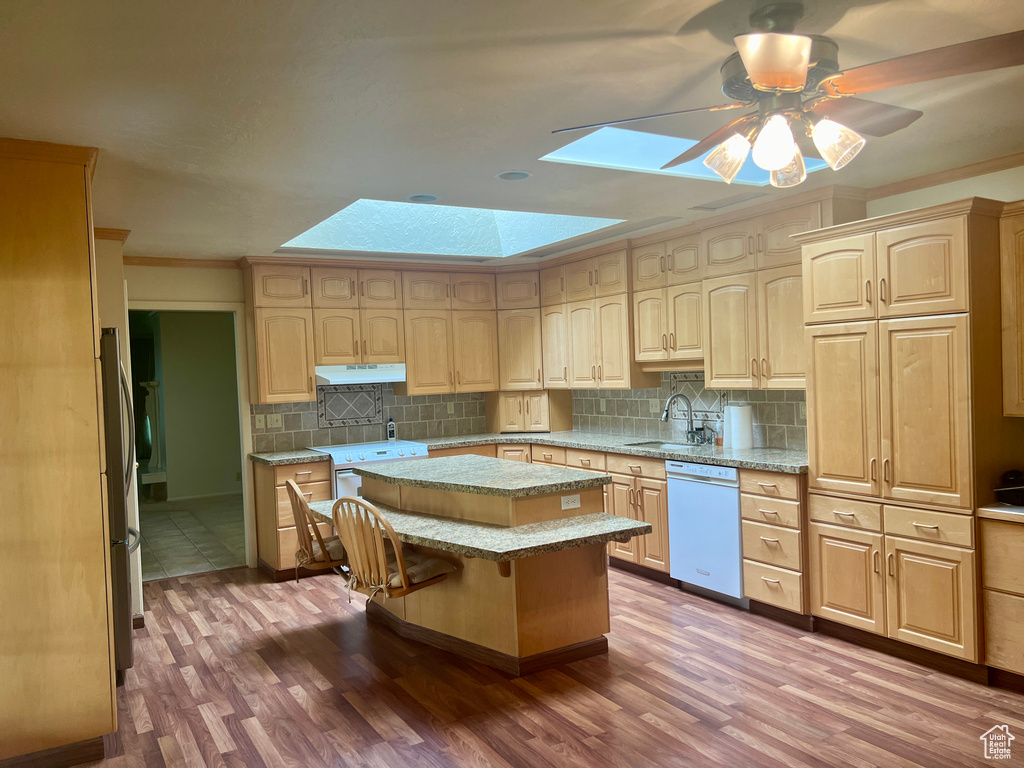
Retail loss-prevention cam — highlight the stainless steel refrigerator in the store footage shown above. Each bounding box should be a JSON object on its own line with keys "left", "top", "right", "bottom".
{"left": 100, "top": 327, "right": 139, "bottom": 681}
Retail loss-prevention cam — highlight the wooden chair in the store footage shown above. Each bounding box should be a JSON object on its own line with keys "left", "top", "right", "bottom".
{"left": 285, "top": 480, "right": 347, "bottom": 582}
{"left": 331, "top": 496, "right": 454, "bottom": 601}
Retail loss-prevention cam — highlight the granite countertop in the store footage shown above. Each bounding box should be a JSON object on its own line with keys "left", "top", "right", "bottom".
{"left": 250, "top": 448, "right": 330, "bottom": 466}
{"left": 308, "top": 500, "right": 650, "bottom": 561}
{"left": 978, "top": 504, "right": 1024, "bottom": 524}
{"left": 355, "top": 454, "right": 611, "bottom": 497}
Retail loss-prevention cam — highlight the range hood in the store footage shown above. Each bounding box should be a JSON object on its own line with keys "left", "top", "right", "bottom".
{"left": 315, "top": 363, "right": 406, "bottom": 385}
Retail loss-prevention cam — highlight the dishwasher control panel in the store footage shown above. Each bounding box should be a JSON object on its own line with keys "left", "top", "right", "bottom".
{"left": 667, "top": 461, "right": 738, "bottom": 483}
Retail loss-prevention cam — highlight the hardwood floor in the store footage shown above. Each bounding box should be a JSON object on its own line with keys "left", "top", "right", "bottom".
{"left": 87, "top": 567, "right": 1023, "bottom": 768}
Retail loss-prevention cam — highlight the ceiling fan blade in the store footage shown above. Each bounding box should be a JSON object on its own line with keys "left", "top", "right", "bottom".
{"left": 553, "top": 102, "right": 748, "bottom": 135}
{"left": 660, "top": 113, "right": 759, "bottom": 169}
{"left": 807, "top": 96, "right": 923, "bottom": 137}
{"left": 821, "top": 30, "right": 1024, "bottom": 97}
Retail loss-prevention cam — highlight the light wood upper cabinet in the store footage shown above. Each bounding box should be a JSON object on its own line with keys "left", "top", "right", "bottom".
{"left": 759, "top": 202, "right": 821, "bottom": 270}
{"left": 525, "top": 392, "right": 550, "bottom": 432}
{"left": 499, "top": 392, "right": 525, "bottom": 432}
{"left": 594, "top": 250, "right": 629, "bottom": 296}
{"left": 875, "top": 217, "right": 969, "bottom": 318}
{"left": 361, "top": 310, "right": 405, "bottom": 364}
{"left": 806, "top": 322, "right": 880, "bottom": 498}
{"left": 254, "top": 308, "right": 315, "bottom": 402}
{"left": 402, "top": 310, "right": 454, "bottom": 394}
{"left": 310, "top": 267, "right": 358, "bottom": 308}
{"left": 402, "top": 271, "right": 450, "bottom": 309}
{"left": 568, "top": 300, "right": 598, "bottom": 387}
{"left": 757, "top": 265, "right": 805, "bottom": 388}
{"left": 566, "top": 259, "right": 595, "bottom": 302}
{"left": 632, "top": 242, "right": 666, "bottom": 291}
{"left": 667, "top": 282, "right": 703, "bottom": 361}
{"left": 452, "top": 273, "right": 496, "bottom": 310}
{"left": 541, "top": 304, "right": 570, "bottom": 389}
{"left": 702, "top": 218, "right": 758, "bottom": 277}
{"left": 667, "top": 234, "right": 701, "bottom": 285}
{"left": 452, "top": 310, "right": 499, "bottom": 392}
{"left": 703, "top": 273, "right": 758, "bottom": 389}
{"left": 252, "top": 265, "right": 310, "bottom": 308}
{"left": 596, "top": 294, "right": 631, "bottom": 388}
{"left": 637, "top": 477, "right": 669, "bottom": 572}
{"left": 878, "top": 315, "right": 972, "bottom": 509}
{"left": 809, "top": 522, "right": 885, "bottom": 634}
{"left": 313, "top": 309, "right": 360, "bottom": 365}
{"left": 539, "top": 265, "right": 565, "bottom": 306}
{"left": 885, "top": 535, "right": 977, "bottom": 662}
{"left": 803, "top": 233, "right": 876, "bottom": 324}
{"left": 497, "top": 309, "right": 543, "bottom": 390}
{"left": 358, "top": 269, "right": 402, "bottom": 309}
{"left": 496, "top": 271, "right": 540, "bottom": 309}
{"left": 1001, "top": 213, "right": 1024, "bottom": 416}
{"left": 633, "top": 288, "right": 668, "bottom": 362}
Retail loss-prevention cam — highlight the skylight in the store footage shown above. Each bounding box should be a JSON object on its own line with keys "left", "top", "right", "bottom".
{"left": 541, "top": 126, "right": 828, "bottom": 185}
{"left": 281, "top": 199, "right": 624, "bottom": 258}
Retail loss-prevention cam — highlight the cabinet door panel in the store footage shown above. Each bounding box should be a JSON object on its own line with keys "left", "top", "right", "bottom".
{"left": 632, "top": 289, "right": 668, "bottom": 362}
{"left": 525, "top": 392, "right": 549, "bottom": 432}
{"left": 876, "top": 217, "right": 969, "bottom": 318}
{"left": 703, "top": 274, "right": 758, "bottom": 389}
{"left": 255, "top": 308, "right": 315, "bottom": 402}
{"left": 539, "top": 266, "right": 565, "bottom": 306}
{"left": 403, "top": 310, "right": 454, "bottom": 394}
{"left": 566, "top": 259, "right": 596, "bottom": 302}
{"left": 637, "top": 478, "right": 669, "bottom": 573}
{"left": 607, "top": 474, "right": 638, "bottom": 563}
{"left": 402, "top": 271, "right": 450, "bottom": 309}
{"left": 453, "top": 310, "right": 499, "bottom": 392}
{"left": 632, "top": 242, "right": 666, "bottom": 291}
{"left": 666, "top": 234, "right": 701, "bottom": 285}
{"left": 809, "top": 523, "right": 885, "bottom": 634}
{"left": 310, "top": 267, "right": 358, "bottom": 308}
{"left": 803, "top": 234, "right": 876, "bottom": 323}
{"left": 879, "top": 315, "right": 971, "bottom": 509}
{"left": 1000, "top": 214, "right": 1024, "bottom": 416}
{"left": 500, "top": 393, "right": 525, "bottom": 432}
{"left": 885, "top": 536, "right": 977, "bottom": 661}
{"left": 498, "top": 445, "right": 532, "bottom": 463}
{"left": 758, "top": 202, "right": 821, "bottom": 270}
{"left": 568, "top": 300, "right": 598, "bottom": 388}
{"left": 594, "top": 250, "right": 628, "bottom": 296}
{"left": 596, "top": 294, "right": 631, "bottom": 389}
{"left": 701, "top": 219, "right": 756, "bottom": 277}
{"left": 361, "top": 310, "right": 405, "bottom": 364}
{"left": 667, "top": 282, "right": 703, "bottom": 360}
{"left": 541, "top": 304, "right": 570, "bottom": 388}
{"left": 452, "top": 274, "right": 496, "bottom": 310}
{"left": 359, "top": 270, "right": 402, "bottom": 309}
{"left": 498, "top": 309, "right": 543, "bottom": 390}
{"left": 496, "top": 271, "right": 540, "bottom": 309}
{"left": 314, "top": 309, "right": 360, "bottom": 365}
{"left": 252, "top": 265, "right": 310, "bottom": 308}
{"left": 757, "top": 265, "right": 805, "bottom": 389}
{"left": 806, "top": 322, "right": 880, "bottom": 497}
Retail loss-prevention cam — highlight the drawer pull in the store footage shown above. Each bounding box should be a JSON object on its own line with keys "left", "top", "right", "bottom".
{"left": 757, "top": 481, "right": 777, "bottom": 489}
{"left": 912, "top": 522, "right": 940, "bottom": 530}
{"left": 758, "top": 508, "right": 779, "bottom": 517}
{"left": 581, "top": 458, "right": 591, "bottom": 466}
{"left": 629, "top": 464, "right": 642, "bottom": 473}
{"left": 761, "top": 577, "right": 781, "bottom": 585}
{"left": 759, "top": 536, "right": 780, "bottom": 545}
{"left": 833, "top": 511, "right": 856, "bottom": 518}
{"left": 542, "top": 453, "right": 552, "bottom": 460}
{"left": 295, "top": 471, "right": 312, "bottom": 476}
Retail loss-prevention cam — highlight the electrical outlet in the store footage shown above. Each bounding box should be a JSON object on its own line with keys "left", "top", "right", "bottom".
{"left": 560, "top": 493, "right": 581, "bottom": 511}
{"left": 600, "top": 398, "right": 606, "bottom": 413}
{"left": 650, "top": 400, "right": 661, "bottom": 414}
{"left": 267, "top": 413, "right": 283, "bottom": 429}
{"left": 254, "top": 414, "right": 266, "bottom": 429}
{"left": 799, "top": 402, "right": 807, "bottom": 420}
{"left": 447, "top": 401, "right": 455, "bottom": 414}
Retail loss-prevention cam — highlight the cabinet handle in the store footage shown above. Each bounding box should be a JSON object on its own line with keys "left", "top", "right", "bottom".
{"left": 588, "top": 270, "right": 593, "bottom": 286}
{"left": 757, "top": 234, "right": 763, "bottom": 253}
{"left": 308, "top": 375, "right": 313, "bottom": 391}
{"left": 446, "top": 283, "right": 450, "bottom": 297}
{"left": 879, "top": 277, "right": 887, "bottom": 303}
{"left": 668, "top": 254, "right": 674, "bottom": 271}
{"left": 628, "top": 488, "right": 635, "bottom": 508}
{"left": 592, "top": 365, "right": 596, "bottom": 379}
{"left": 669, "top": 332, "right": 675, "bottom": 350}
{"left": 760, "top": 357, "right": 768, "bottom": 380}
{"left": 295, "top": 470, "right": 312, "bottom": 476}
{"left": 629, "top": 464, "right": 642, "bottom": 473}
{"left": 581, "top": 458, "right": 591, "bottom": 466}
{"left": 912, "top": 522, "right": 940, "bottom": 530}
{"left": 865, "top": 280, "right": 872, "bottom": 305}
{"left": 303, "top": 278, "right": 309, "bottom": 296}
{"left": 662, "top": 333, "right": 667, "bottom": 350}
{"left": 537, "top": 368, "right": 541, "bottom": 383}
{"left": 518, "top": 399, "right": 522, "bottom": 413}
{"left": 526, "top": 398, "right": 530, "bottom": 414}
{"left": 598, "top": 364, "right": 602, "bottom": 380}
{"left": 361, "top": 339, "right": 366, "bottom": 356}
{"left": 883, "top": 458, "right": 891, "bottom": 484}
{"left": 660, "top": 256, "right": 666, "bottom": 273}
{"left": 759, "top": 536, "right": 780, "bottom": 545}
{"left": 758, "top": 508, "right": 779, "bottom": 517}
{"left": 833, "top": 511, "right": 856, "bottom": 519}
{"left": 751, "top": 357, "right": 759, "bottom": 383}
{"left": 757, "top": 481, "right": 777, "bottom": 489}
{"left": 563, "top": 366, "right": 567, "bottom": 382}
{"left": 560, "top": 277, "right": 564, "bottom": 291}
{"left": 748, "top": 235, "right": 754, "bottom": 253}
{"left": 887, "top": 552, "right": 895, "bottom": 577}
{"left": 873, "top": 550, "right": 880, "bottom": 574}
{"left": 543, "top": 453, "right": 552, "bottom": 460}
{"left": 870, "top": 457, "right": 877, "bottom": 481}
{"left": 457, "top": 370, "right": 461, "bottom": 385}
{"left": 450, "top": 371, "right": 455, "bottom": 386}
{"left": 761, "top": 577, "right": 781, "bottom": 585}
{"left": 359, "top": 282, "right": 364, "bottom": 296}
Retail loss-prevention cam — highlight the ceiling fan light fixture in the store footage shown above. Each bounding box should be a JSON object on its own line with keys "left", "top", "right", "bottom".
{"left": 751, "top": 114, "right": 797, "bottom": 172}
{"left": 735, "top": 32, "right": 813, "bottom": 92}
{"left": 811, "top": 118, "right": 866, "bottom": 170}
{"left": 702, "top": 133, "right": 751, "bottom": 184}
{"left": 769, "top": 149, "right": 807, "bottom": 188}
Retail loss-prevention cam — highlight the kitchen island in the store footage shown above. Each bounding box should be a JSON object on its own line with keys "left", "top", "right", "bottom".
{"left": 309, "top": 455, "right": 650, "bottom": 675}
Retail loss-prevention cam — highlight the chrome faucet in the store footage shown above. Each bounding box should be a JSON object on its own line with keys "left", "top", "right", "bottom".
{"left": 661, "top": 392, "right": 695, "bottom": 434}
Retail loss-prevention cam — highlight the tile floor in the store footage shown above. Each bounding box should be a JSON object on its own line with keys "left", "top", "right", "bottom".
{"left": 139, "top": 494, "right": 246, "bottom": 580}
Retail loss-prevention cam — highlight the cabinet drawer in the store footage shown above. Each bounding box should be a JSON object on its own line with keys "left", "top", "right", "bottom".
{"left": 274, "top": 460, "right": 331, "bottom": 486}
{"left": 275, "top": 480, "right": 333, "bottom": 527}
{"left": 984, "top": 589, "right": 1024, "bottom": 675}
{"left": 741, "top": 494, "right": 802, "bottom": 529}
{"left": 276, "top": 523, "right": 335, "bottom": 570}
{"left": 982, "top": 519, "right": 1024, "bottom": 594}
{"left": 565, "top": 449, "right": 606, "bottom": 471}
{"left": 606, "top": 453, "right": 666, "bottom": 479}
{"left": 531, "top": 445, "right": 566, "bottom": 465}
{"left": 740, "top": 470, "right": 799, "bottom": 500}
{"left": 883, "top": 505, "right": 973, "bottom": 548}
{"left": 809, "top": 493, "right": 882, "bottom": 531}
{"left": 742, "top": 520, "right": 802, "bottom": 570}
{"left": 743, "top": 560, "right": 804, "bottom": 613}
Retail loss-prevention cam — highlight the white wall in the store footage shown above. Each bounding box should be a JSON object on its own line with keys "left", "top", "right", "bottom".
{"left": 124, "top": 264, "right": 243, "bottom": 303}
{"left": 867, "top": 166, "right": 1024, "bottom": 218}
{"left": 158, "top": 311, "right": 243, "bottom": 500}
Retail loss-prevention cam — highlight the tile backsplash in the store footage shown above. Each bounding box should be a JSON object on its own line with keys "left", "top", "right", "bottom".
{"left": 571, "top": 372, "right": 806, "bottom": 450}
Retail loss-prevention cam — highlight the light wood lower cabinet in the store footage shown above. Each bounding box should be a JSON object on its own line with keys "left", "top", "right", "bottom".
{"left": 741, "top": 470, "right": 807, "bottom": 613}
{"left": 604, "top": 460, "right": 669, "bottom": 573}
{"left": 497, "top": 444, "right": 532, "bottom": 463}
{"left": 606, "top": 473, "right": 639, "bottom": 564}
{"left": 254, "top": 459, "right": 334, "bottom": 574}
{"left": 254, "top": 307, "right": 316, "bottom": 403}
{"left": 980, "top": 518, "right": 1024, "bottom": 674}
{"left": 809, "top": 522, "right": 885, "bottom": 634}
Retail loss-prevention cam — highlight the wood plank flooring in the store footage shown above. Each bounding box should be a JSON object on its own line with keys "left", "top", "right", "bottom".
{"left": 86, "top": 567, "right": 1024, "bottom": 767}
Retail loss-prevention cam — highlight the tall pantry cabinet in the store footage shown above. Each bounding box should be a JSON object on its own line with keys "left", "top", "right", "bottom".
{"left": 0, "top": 139, "right": 115, "bottom": 762}
{"left": 797, "top": 198, "right": 1024, "bottom": 663}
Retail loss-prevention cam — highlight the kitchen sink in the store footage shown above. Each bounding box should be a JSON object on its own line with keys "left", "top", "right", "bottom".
{"left": 625, "top": 441, "right": 697, "bottom": 451}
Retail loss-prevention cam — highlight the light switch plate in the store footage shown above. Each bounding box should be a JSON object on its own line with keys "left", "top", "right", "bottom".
{"left": 254, "top": 414, "right": 266, "bottom": 429}
{"left": 447, "top": 401, "right": 455, "bottom": 414}
{"left": 267, "top": 413, "right": 283, "bottom": 429}
{"left": 561, "top": 493, "right": 581, "bottom": 511}
{"left": 600, "top": 398, "right": 606, "bottom": 413}
{"left": 799, "top": 402, "right": 807, "bottom": 420}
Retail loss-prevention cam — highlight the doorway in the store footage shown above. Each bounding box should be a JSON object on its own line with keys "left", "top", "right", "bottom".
{"left": 129, "top": 310, "right": 246, "bottom": 580}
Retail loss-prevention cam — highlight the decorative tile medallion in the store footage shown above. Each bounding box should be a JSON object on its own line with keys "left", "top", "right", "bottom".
{"left": 317, "top": 384, "right": 383, "bottom": 428}
{"left": 669, "top": 371, "right": 723, "bottom": 422}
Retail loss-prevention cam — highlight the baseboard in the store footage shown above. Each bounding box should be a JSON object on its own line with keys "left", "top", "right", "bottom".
{"left": 608, "top": 558, "right": 678, "bottom": 586}
{"left": 132, "top": 613, "right": 145, "bottom": 629}
{"left": 989, "top": 667, "right": 1024, "bottom": 694}
{"left": 0, "top": 737, "right": 104, "bottom": 768}
{"left": 748, "top": 599, "right": 816, "bottom": 631}
{"left": 365, "top": 599, "right": 607, "bottom": 676}
{"left": 815, "top": 617, "right": 989, "bottom": 684}
{"left": 257, "top": 558, "right": 339, "bottom": 583}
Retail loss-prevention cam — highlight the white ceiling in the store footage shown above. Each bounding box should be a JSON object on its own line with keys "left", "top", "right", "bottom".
{"left": 2, "top": 0, "right": 1023, "bottom": 261}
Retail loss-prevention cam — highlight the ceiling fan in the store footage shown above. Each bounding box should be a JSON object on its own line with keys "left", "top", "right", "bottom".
{"left": 554, "top": 2, "right": 1024, "bottom": 187}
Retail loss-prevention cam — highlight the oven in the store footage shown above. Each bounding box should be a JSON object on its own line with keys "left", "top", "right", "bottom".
{"left": 319, "top": 440, "right": 430, "bottom": 499}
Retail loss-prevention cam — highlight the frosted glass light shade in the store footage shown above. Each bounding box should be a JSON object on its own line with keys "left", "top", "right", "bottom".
{"left": 735, "top": 33, "right": 812, "bottom": 92}
{"left": 812, "top": 118, "right": 866, "bottom": 170}
{"left": 702, "top": 133, "right": 752, "bottom": 184}
{"left": 769, "top": 150, "right": 807, "bottom": 188}
{"left": 751, "top": 115, "right": 797, "bottom": 171}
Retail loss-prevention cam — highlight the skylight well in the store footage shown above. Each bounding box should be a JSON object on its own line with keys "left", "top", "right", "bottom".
{"left": 282, "top": 199, "right": 623, "bottom": 258}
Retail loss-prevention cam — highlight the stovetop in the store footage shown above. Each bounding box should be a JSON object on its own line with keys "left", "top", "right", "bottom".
{"left": 316, "top": 439, "right": 429, "bottom": 466}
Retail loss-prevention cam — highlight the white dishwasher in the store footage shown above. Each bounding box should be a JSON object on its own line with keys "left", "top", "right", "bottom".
{"left": 667, "top": 460, "right": 744, "bottom": 601}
